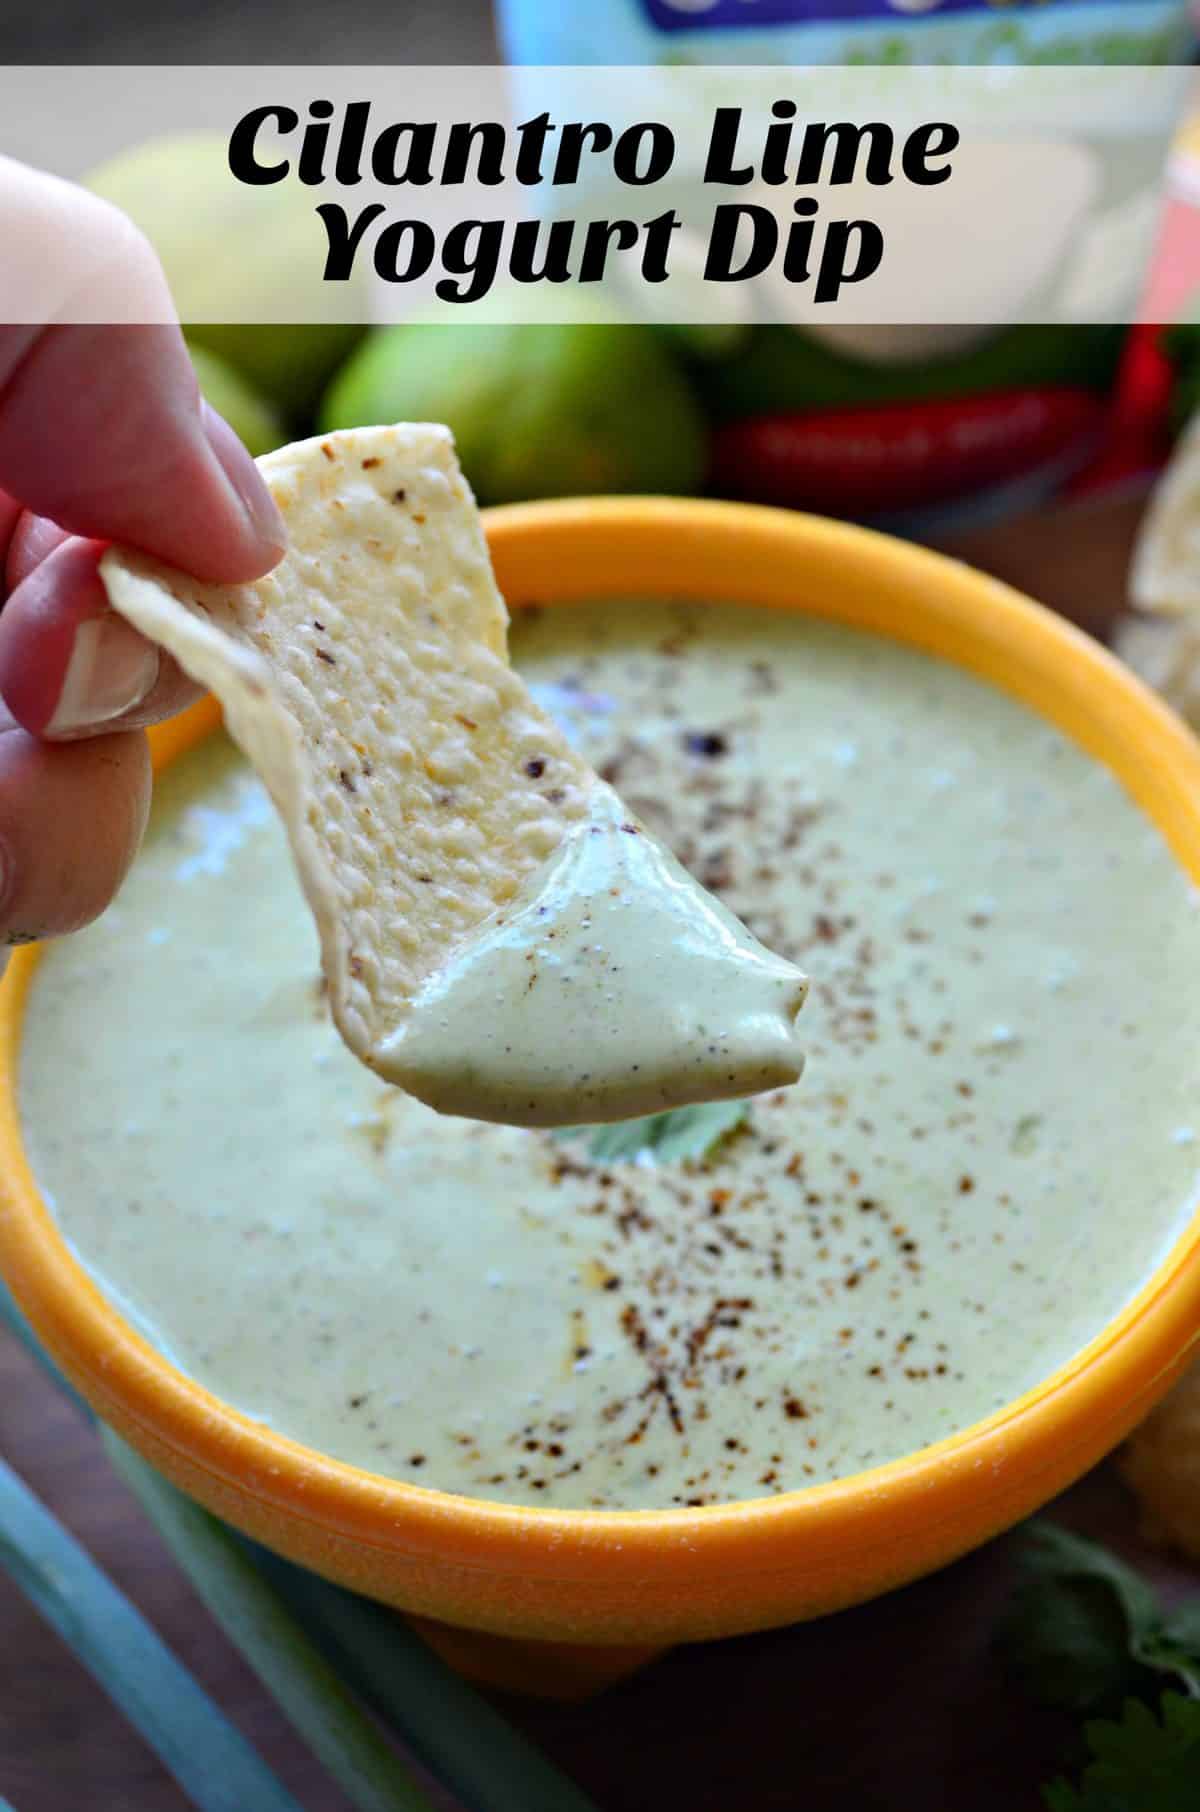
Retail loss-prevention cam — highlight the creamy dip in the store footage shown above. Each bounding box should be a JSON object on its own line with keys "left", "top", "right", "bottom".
{"left": 382, "top": 783, "right": 808, "bottom": 1125}
{"left": 20, "top": 601, "right": 1200, "bottom": 1508}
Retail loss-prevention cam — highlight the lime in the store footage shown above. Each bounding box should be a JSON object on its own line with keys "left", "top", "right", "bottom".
{"left": 320, "top": 299, "right": 707, "bottom": 505}
{"left": 184, "top": 342, "right": 285, "bottom": 458}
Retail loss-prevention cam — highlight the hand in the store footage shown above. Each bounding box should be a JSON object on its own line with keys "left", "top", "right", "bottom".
{"left": 0, "top": 161, "right": 285, "bottom": 951}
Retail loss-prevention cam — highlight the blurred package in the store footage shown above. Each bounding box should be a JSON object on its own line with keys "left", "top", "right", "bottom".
{"left": 495, "top": 0, "right": 1196, "bottom": 529}
{"left": 497, "top": 0, "right": 1194, "bottom": 68}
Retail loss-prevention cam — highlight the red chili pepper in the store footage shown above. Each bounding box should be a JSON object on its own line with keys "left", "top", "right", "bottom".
{"left": 710, "top": 388, "right": 1106, "bottom": 517}
{"left": 1066, "top": 325, "right": 1172, "bottom": 496}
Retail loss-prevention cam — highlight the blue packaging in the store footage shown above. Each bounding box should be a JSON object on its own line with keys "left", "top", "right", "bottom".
{"left": 497, "top": 0, "right": 1192, "bottom": 68}
{"left": 495, "top": 0, "right": 1195, "bottom": 529}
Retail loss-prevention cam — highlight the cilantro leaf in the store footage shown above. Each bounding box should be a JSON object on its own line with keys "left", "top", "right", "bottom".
{"left": 1139, "top": 1602, "right": 1200, "bottom": 1701}
{"left": 553, "top": 1100, "right": 750, "bottom": 1165}
{"left": 1043, "top": 1693, "right": 1200, "bottom": 1812}
{"left": 1005, "top": 1526, "right": 1200, "bottom": 1806}
{"left": 1000, "top": 1523, "right": 1200, "bottom": 1714}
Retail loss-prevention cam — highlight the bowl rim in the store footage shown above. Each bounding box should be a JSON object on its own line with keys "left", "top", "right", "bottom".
{"left": 5, "top": 492, "right": 1200, "bottom": 1581}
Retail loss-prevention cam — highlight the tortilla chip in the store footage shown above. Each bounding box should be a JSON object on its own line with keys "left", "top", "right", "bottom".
{"left": 1114, "top": 414, "right": 1200, "bottom": 727}
{"left": 101, "top": 424, "right": 597, "bottom": 1071}
{"left": 1130, "top": 413, "right": 1200, "bottom": 622}
{"left": 1113, "top": 611, "right": 1200, "bottom": 728}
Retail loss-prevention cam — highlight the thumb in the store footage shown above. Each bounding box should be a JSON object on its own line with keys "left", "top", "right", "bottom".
{"left": 0, "top": 158, "right": 282, "bottom": 581}
{"left": 0, "top": 323, "right": 284, "bottom": 584}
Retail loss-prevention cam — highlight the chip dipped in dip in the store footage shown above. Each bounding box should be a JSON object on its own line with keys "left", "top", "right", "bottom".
{"left": 101, "top": 426, "right": 809, "bottom": 1127}
{"left": 19, "top": 597, "right": 1200, "bottom": 1510}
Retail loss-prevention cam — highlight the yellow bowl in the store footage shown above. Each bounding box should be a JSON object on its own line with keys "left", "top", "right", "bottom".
{"left": 5, "top": 496, "right": 1200, "bottom": 1697}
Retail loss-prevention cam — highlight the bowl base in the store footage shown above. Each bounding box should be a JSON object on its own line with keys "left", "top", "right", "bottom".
{"left": 409, "top": 1615, "right": 665, "bottom": 1699}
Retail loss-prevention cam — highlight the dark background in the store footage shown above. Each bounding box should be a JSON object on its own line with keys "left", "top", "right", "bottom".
{"left": 0, "top": 0, "right": 498, "bottom": 64}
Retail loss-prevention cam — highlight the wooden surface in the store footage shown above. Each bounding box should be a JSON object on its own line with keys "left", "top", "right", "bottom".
{"left": 3, "top": 485, "right": 1197, "bottom": 1812}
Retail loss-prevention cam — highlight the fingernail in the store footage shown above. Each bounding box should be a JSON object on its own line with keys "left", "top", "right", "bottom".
{"left": 45, "top": 616, "right": 160, "bottom": 737}
{"left": 202, "top": 403, "right": 285, "bottom": 556}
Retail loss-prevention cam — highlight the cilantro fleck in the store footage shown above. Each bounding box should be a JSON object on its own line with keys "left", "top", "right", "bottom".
{"left": 1012, "top": 1113, "right": 1043, "bottom": 1155}
{"left": 553, "top": 1100, "right": 751, "bottom": 1165}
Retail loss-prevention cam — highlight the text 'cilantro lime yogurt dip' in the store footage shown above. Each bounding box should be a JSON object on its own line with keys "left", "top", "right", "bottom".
{"left": 20, "top": 600, "right": 1200, "bottom": 1508}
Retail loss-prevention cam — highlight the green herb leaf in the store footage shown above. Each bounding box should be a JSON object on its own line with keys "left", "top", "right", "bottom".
{"left": 553, "top": 1099, "right": 750, "bottom": 1164}
{"left": 0, "top": 1275, "right": 92, "bottom": 1420}
{"left": 1043, "top": 1693, "right": 1200, "bottom": 1812}
{"left": 252, "top": 1542, "right": 603, "bottom": 1812}
{"left": 1001, "top": 1523, "right": 1200, "bottom": 1718}
{"left": 4, "top": 1277, "right": 596, "bottom": 1812}
{"left": 1011, "top": 1112, "right": 1043, "bottom": 1156}
{"left": 1138, "top": 1601, "right": 1200, "bottom": 1701}
{"left": 0, "top": 1448, "right": 304, "bottom": 1812}
{"left": 1002, "top": 1522, "right": 1163, "bottom": 1713}
{"left": 103, "top": 1431, "right": 437, "bottom": 1812}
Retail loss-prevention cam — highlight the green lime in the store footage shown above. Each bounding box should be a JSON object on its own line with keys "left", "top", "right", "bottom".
{"left": 320, "top": 303, "right": 708, "bottom": 505}
{"left": 184, "top": 343, "right": 285, "bottom": 458}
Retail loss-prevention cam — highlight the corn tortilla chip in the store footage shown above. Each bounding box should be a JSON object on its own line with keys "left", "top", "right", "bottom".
{"left": 1129, "top": 414, "right": 1200, "bottom": 622}
{"left": 1117, "top": 415, "right": 1200, "bottom": 726}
